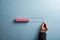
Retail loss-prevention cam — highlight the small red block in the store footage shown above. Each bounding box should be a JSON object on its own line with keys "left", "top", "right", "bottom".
{"left": 15, "top": 18, "right": 29, "bottom": 22}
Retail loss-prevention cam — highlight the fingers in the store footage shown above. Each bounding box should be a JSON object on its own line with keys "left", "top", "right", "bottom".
{"left": 43, "top": 21, "right": 48, "bottom": 30}
{"left": 40, "top": 21, "right": 48, "bottom": 32}
{"left": 44, "top": 21, "right": 48, "bottom": 30}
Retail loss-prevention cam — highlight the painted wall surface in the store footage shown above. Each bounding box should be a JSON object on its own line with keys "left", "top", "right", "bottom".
{"left": 0, "top": 0, "right": 60, "bottom": 40}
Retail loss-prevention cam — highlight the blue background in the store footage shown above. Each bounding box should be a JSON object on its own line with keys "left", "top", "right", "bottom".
{"left": 0, "top": 0, "right": 60, "bottom": 40}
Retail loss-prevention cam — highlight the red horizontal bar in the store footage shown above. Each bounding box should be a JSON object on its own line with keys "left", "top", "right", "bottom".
{"left": 15, "top": 18, "right": 29, "bottom": 22}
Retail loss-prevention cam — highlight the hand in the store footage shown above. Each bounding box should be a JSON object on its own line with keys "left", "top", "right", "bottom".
{"left": 40, "top": 21, "right": 48, "bottom": 32}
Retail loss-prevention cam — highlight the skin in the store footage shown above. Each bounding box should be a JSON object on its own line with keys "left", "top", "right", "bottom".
{"left": 40, "top": 22, "right": 48, "bottom": 32}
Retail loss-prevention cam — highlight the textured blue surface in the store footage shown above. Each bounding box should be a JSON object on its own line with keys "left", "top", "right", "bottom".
{"left": 0, "top": 0, "right": 60, "bottom": 40}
